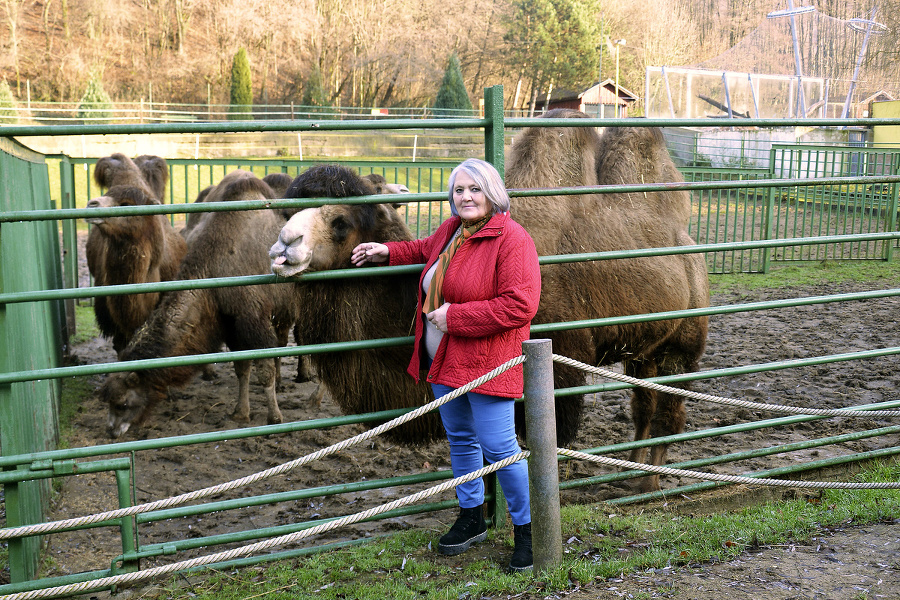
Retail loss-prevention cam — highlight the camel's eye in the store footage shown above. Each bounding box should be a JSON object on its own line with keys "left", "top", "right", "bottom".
{"left": 331, "top": 216, "right": 350, "bottom": 243}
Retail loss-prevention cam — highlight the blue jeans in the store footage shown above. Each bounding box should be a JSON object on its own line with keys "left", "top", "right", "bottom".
{"left": 431, "top": 383, "right": 531, "bottom": 526}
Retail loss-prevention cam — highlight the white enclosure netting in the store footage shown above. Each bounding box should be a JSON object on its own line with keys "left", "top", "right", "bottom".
{"left": 646, "top": 5, "right": 897, "bottom": 119}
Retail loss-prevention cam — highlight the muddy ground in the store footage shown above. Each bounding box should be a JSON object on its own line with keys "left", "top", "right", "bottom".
{"left": 40, "top": 246, "right": 900, "bottom": 598}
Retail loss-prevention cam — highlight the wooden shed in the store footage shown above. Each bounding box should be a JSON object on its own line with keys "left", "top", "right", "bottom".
{"left": 534, "top": 79, "right": 639, "bottom": 117}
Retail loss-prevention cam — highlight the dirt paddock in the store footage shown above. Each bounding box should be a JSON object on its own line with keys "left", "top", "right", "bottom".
{"left": 39, "top": 265, "right": 900, "bottom": 598}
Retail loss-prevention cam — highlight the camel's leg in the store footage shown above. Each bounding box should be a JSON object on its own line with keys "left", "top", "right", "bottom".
{"left": 308, "top": 381, "right": 327, "bottom": 409}
{"left": 200, "top": 363, "right": 219, "bottom": 381}
{"left": 296, "top": 355, "right": 316, "bottom": 384}
{"left": 627, "top": 353, "right": 693, "bottom": 492}
{"left": 254, "top": 358, "right": 283, "bottom": 424}
{"left": 646, "top": 388, "right": 686, "bottom": 478}
{"left": 293, "top": 324, "right": 315, "bottom": 383}
{"left": 625, "top": 359, "right": 657, "bottom": 466}
{"left": 625, "top": 359, "right": 666, "bottom": 492}
{"left": 274, "top": 324, "right": 292, "bottom": 389}
{"left": 231, "top": 360, "right": 252, "bottom": 422}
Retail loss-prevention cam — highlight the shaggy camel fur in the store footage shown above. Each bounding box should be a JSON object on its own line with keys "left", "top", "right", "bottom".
{"left": 505, "top": 109, "right": 709, "bottom": 490}
{"left": 85, "top": 153, "right": 187, "bottom": 356}
{"left": 270, "top": 113, "right": 709, "bottom": 491}
{"left": 101, "top": 170, "right": 299, "bottom": 437}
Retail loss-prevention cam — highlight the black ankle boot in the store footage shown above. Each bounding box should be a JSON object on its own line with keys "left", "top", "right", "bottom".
{"left": 437, "top": 505, "right": 487, "bottom": 556}
{"left": 508, "top": 523, "right": 533, "bottom": 572}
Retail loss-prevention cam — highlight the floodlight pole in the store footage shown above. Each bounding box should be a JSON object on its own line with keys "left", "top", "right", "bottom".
{"left": 840, "top": 6, "right": 884, "bottom": 120}
{"left": 614, "top": 39, "right": 625, "bottom": 118}
{"left": 767, "top": 1, "right": 816, "bottom": 118}
{"left": 787, "top": 0, "right": 807, "bottom": 117}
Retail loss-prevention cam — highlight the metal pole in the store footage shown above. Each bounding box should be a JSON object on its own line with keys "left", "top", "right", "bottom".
{"left": 841, "top": 7, "right": 882, "bottom": 120}
{"left": 522, "top": 339, "right": 561, "bottom": 573}
{"left": 786, "top": 0, "right": 806, "bottom": 117}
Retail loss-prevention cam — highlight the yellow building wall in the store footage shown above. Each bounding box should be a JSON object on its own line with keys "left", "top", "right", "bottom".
{"left": 871, "top": 100, "right": 900, "bottom": 147}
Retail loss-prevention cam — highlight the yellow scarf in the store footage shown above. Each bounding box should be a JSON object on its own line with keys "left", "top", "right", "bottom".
{"left": 422, "top": 215, "right": 491, "bottom": 314}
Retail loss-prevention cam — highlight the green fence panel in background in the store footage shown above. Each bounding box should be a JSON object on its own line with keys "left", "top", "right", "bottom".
{"left": 0, "top": 137, "right": 64, "bottom": 582}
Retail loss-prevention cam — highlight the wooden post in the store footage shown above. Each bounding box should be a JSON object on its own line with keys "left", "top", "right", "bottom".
{"left": 522, "top": 339, "right": 562, "bottom": 573}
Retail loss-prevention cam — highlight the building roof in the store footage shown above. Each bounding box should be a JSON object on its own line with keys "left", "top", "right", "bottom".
{"left": 536, "top": 79, "right": 639, "bottom": 105}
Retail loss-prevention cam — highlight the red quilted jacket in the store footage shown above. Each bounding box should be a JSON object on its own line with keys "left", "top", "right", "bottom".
{"left": 385, "top": 211, "right": 541, "bottom": 398}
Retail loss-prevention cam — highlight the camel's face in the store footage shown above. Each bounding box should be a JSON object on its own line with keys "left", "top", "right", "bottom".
{"left": 270, "top": 205, "right": 369, "bottom": 277}
{"left": 84, "top": 186, "right": 158, "bottom": 232}
{"left": 83, "top": 194, "right": 120, "bottom": 225}
{"left": 269, "top": 208, "right": 322, "bottom": 277}
{"left": 100, "top": 372, "right": 152, "bottom": 438}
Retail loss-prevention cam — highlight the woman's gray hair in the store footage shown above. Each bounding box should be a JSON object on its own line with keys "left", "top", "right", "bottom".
{"left": 447, "top": 158, "right": 510, "bottom": 216}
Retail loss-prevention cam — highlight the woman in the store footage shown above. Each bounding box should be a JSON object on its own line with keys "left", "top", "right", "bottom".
{"left": 350, "top": 158, "right": 541, "bottom": 573}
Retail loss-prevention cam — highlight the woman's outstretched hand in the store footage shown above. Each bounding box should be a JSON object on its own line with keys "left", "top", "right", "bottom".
{"left": 351, "top": 242, "right": 389, "bottom": 266}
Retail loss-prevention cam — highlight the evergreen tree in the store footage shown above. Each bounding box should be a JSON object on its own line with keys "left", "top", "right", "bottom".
{"left": 504, "top": 0, "right": 601, "bottom": 114}
{"left": 229, "top": 47, "right": 253, "bottom": 120}
{"left": 301, "top": 64, "right": 333, "bottom": 118}
{"left": 0, "top": 80, "right": 17, "bottom": 124}
{"left": 77, "top": 72, "right": 113, "bottom": 123}
{"left": 433, "top": 54, "right": 472, "bottom": 117}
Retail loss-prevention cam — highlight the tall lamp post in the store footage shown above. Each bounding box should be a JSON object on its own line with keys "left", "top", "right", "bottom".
{"left": 767, "top": 1, "right": 816, "bottom": 118}
{"left": 840, "top": 8, "right": 888, "bottom": 119}
{"left": 606, "top": 37, "right": 626, "bottom": 117}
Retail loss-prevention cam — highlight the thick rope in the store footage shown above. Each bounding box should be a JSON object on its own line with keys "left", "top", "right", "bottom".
{"left": 4, "top": 350, "right": 898, "bottom": 599}
{"left": 0, "top": 452, "right": 530, "bottom": 600}
{"left": 553, "top": 354, "right": 900, "bottom": 418}
{"left": 557, "top": 447, "right": 900, "bottom": 489}
{"left": 0, "top": 355, "right": 525, "bottom": 541}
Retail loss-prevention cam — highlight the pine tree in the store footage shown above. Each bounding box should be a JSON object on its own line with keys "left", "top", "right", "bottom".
{"left": 301, "top": 64, "right": 333, "bottom": 118}
{"left": 0, "top": 80, "right": 17, "bottom": 124}
{"left": 433, "top": 54, "right": 472, "bottom": 117}
{"left": 77, "top": 73, "right": 113, "bottom": 123}
{"left": 229, "top": 47, "right": 253, "bottom": 120}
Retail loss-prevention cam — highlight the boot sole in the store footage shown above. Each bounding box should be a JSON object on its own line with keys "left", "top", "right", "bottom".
{"left": 507, "top": 562, "right": 533, "bottom": 573}
{"left": 437, "top": 530, "right": 488, "bottom": 556}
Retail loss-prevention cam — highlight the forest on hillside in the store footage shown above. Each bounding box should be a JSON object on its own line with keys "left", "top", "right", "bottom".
{"left": 1, "top": 0, "right": 898, "bottom": 113}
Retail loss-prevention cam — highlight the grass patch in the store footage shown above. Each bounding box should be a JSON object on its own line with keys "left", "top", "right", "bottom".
{"left": 58, "top": 303, "right": 100, "bottom": 445}
{"left": 710, "top": 260, "right": 900, "bottom": 294}
{"left": 145, "top": 461, "right": 900, "bottom": 600}
{"left": 69, "top": 302, "right": 100, "bottom": 346}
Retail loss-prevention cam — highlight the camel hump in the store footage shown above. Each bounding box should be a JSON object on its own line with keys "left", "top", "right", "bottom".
{"left": 94, "top": 153, "right": 139, "bottom": 189}
{"left": 219, "top": 174, "right": 277, "bottom": 202}
{"left": 286, "top": 164, "right": 377, "bottom": 199}
{"left": 506, "top": 110, "right": 601, "bottom": 189}
{"left": 596, "top": 126, "right": 682, "bottom": 185}
{"left": 94, "top": 153, "right": 167, "bottom": 201}
{"left": 596, "top": 126, "right": 690, "bottom": 223}
{"left": 133, "top": 155, "right": 170, "bottom": 201}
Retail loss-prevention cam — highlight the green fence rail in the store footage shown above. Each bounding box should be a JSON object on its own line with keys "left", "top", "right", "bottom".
{"left": 3, "top": 86, "right": 900, "bottom": 596}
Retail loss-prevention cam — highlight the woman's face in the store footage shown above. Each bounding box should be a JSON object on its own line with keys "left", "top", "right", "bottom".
{"left": 452, "top": 171, "right": 491, "bottom": 221}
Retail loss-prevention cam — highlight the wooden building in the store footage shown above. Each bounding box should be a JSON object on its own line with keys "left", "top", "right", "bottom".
{"left": 532, "top": 79, "right": 639, "bottom": 117}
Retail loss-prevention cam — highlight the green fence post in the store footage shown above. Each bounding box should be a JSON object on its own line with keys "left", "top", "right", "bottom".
{"left": 483, "top": 85, "right": 505, "bottom": 176}
{"left": 114, "top": 467, "right": 139, "bottom": 575}
{"left": 481, "top": 84, "right": 509, "bottom": 528}
{"left": 885, "top": 154, "right": 900, "bottom": 263}
{"left": 762, "top": 146, "right": 777, "bottom": 273}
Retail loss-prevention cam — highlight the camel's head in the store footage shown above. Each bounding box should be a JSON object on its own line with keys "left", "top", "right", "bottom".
{"left": 94, "top": 153, "right": 167, "bottom": 201}
{"left": 362, "top": 173, "right": 411, "bottom": 206}
{"left": 270, "top": 203, "right": 397, "bottom": 277}
{"left": 84, "top": 185, "right": 160, "bottom": 229}
{"left": 99, "top": 371, "right": 156, "bottom": 438}
{"left": 270, "top": 164, "right": 414, "bottom": 277}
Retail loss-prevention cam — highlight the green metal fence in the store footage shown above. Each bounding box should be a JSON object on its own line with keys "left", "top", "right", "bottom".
{"left": 3, "top": 88, "right": 900, "bottom": 596}
{"left": 0, "top": 137, "right": 65, "bottom": 582}
{"left": 681, "top": 144, "right": 900, "bottom": 273}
